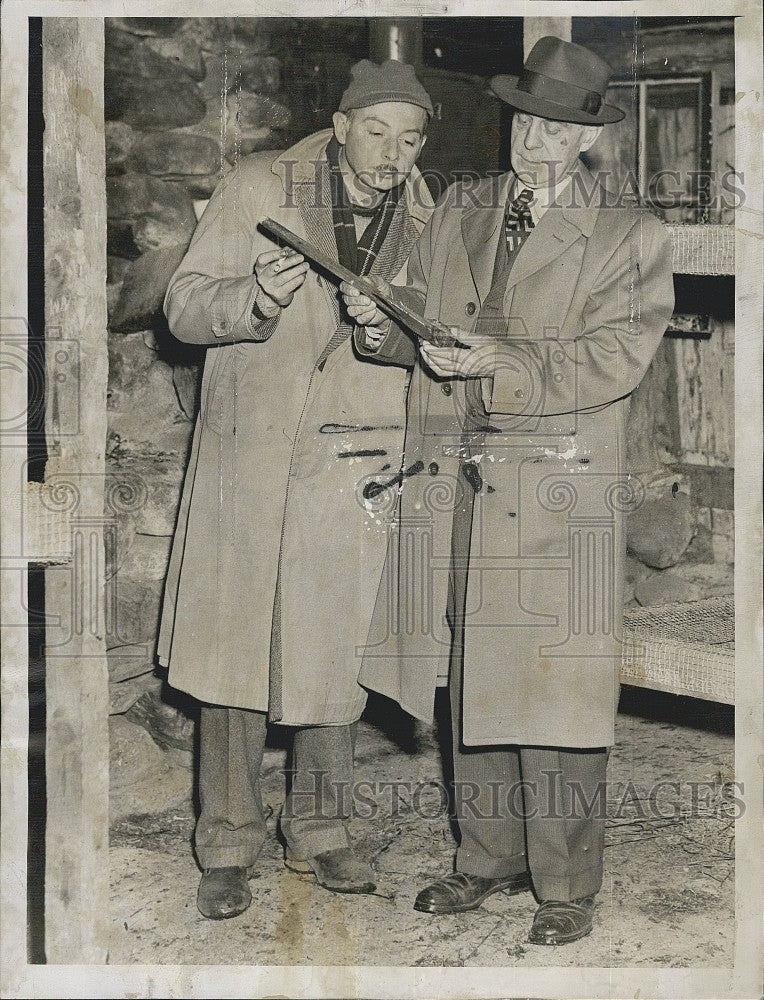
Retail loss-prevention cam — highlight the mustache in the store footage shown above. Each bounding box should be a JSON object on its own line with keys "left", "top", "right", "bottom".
{"left": 355, "top": 167, "right": 404, "bottom": 185}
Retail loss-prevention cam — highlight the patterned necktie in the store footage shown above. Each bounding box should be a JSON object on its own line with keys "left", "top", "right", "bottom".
{"left": 504, "top": 187, "right": 535, "bottom": 254}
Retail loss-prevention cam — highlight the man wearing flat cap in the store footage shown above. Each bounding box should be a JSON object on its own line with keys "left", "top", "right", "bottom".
{"left": 344, "top": 37, "right": 674, "bottom": 944}
{"left": 159, "top": 59, "right": 434, "bottom": 919}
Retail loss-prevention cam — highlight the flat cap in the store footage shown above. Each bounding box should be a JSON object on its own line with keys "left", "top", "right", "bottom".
{"left": 339, "top": 59, "right": 433, "bottom": 117}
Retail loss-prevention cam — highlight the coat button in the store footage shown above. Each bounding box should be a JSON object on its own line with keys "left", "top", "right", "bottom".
{"left": 429, "top": 462, "right": 439, "bottom": 476}
{"left": 441, "top": 383, "right": 452, "bottom": 396}
{"left": 465, "top": 301, "right": 477, "bottom": 316}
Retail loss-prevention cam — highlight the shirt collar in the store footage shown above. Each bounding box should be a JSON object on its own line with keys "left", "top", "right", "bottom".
{"left": 513, "top": 173, "right": 574, "bottom": 226}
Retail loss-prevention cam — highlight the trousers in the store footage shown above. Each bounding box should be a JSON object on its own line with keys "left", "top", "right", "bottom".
{"left": 450, "top": 666, "right": 607, "bottom": 900}
{"left": 195, "top": 705, "right": 355, "bottom": 869}
{"left": 447, "top": 459, "right": 607, "bottom": 901}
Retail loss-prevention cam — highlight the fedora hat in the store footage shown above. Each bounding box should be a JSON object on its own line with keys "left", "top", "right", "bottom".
{"left": 491, "top": 36, "right": 625, "bottom": 125}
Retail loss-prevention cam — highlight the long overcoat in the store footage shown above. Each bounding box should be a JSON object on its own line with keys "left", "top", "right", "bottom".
{"left": 157, "top": 129, "right": 433, "bottom": 725}
{"left": 356, "top": 167, "right": 674, "bottom": 748}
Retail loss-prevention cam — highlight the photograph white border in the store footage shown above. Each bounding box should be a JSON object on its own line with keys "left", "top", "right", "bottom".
{"left": 1, "top": 1, "right": 761, "bottom": 997}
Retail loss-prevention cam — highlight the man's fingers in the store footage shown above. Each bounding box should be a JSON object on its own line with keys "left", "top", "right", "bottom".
{"left": 256, "top": 250, "right": 304, "bottom": 276}
{"left": 341, "top": 280, "right": 374, "bottom": 302}
{"left": 356, "top": 311, "right": 383, "bottom": 327}
{"left": 419, "top": 344, "right": 458, "bottom": 377}
{"left": 265, "top": 264, "right": 309, "bottom": 294}
{"left": 341, "top": 282, "right": 373, "bottom": 307}
{"left": 345, "top": 294, "right": 374, "bottom": 310}
{"left": 270, "top": 254, "right": 305, "bottom": 275}
{"left": 343, "top": 287, "right": 387, "bottom": 327}
{"left": 273, "top": 269, "right": 308, "bottom": 295}
{"left": 346, "top": 301, "right": 375, "bottom": 319}
{"left": 256, "top": 247, "right": 301, "bottom": 268}
{"left": 255, "top": 248, "right": 288, "bottom": 267}
{"left": 271, "top": 261, "right": 309, "bottom": 282}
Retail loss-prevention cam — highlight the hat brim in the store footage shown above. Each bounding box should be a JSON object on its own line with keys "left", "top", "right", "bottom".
{"left": 491, "top": 74, "right": 624, "bottom": 125}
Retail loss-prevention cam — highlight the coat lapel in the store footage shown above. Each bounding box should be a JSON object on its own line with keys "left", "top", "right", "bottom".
{"left": 505, "top": 165, "right": 602, "bottom": 291}
{"left": 504, "top": 209, "right": 582, "bottom": 291}
{"left": 460, "top": 173, "right": 512, "bottom": 303}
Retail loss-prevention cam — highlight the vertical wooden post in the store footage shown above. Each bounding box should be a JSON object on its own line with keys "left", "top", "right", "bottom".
{"left": 369, "top": 19, "right": 423, "bottom": 67}
{"left": 524, "top": 16, "right": 572, "bottom": 56}
{"left": 42, "top": 18, "right": 110, "bottom": 963}
{"left": 0, "top": 7, "right": 30, "bottom": 983}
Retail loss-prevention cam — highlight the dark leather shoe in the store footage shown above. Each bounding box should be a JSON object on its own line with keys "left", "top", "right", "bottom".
{"left": 528, "top": 895, "right": 595, "bottom": 945}
{"left": 414, "top": 871, "right": 531, "bottom": 914}
{"left": 197, "top": 866, "right": 254, "bottom": 920}
{"left": 286, "top": 847, "right": 376, "bottom": 895}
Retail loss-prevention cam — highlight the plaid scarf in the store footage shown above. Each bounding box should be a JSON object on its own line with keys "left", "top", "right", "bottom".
{"left": 325, "top": 135, "right": 403, "bottom": 278}
{"left": 292, "top": 138, "right": 413, "bottom": 370}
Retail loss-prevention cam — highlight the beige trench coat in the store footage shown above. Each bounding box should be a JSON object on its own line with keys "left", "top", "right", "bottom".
{"left": 356, "top": 167, "right": 675, "bottom": 747}
{"left": 157, "top": 129, "right": 433, "bottom": 724}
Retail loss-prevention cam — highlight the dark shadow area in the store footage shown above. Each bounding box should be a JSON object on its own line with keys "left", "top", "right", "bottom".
{"left": 432, "top": 686, "right": 460, "bottom": 848}
{"left": 361, "top": 690, "right": 419, "bottom": 754}
{"left": 27, "top": 16, "right": 46, "bottom": 483}
{"left": 618, "top": 684, "right": 734, "bottom": 735}
{"left": 672, "top": 273, "right": 735, "bottom": 322}
{"left": 147, "top": 311, "right": 206, "bottom": 369}
{"left": 27, "top": 17, "right": 47, "bottom": 964}
{"left": 27, "top": 568, "right": 46, "bottom": 964}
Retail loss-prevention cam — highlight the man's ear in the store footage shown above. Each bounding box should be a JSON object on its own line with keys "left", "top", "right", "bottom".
{"left": 332, "top": 111, "right": 349, "bottom": 145}
{"left": 579, "top": 124, "right": 602, "bottom": 153}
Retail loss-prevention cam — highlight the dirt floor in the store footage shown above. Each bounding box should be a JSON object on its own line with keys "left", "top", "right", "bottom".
{"left": 107, "top": 688, "right": 735, "bottom": 968}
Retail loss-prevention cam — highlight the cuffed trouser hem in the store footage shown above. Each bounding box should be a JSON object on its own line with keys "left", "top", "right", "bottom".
{"left": 279, "top": 721, "right": 356, "bottom": 860}
{"left": 197, "top": 844, "right": 262, "bottom": 871}
{"left": 456, "top": 848, "right": 528, "bottom": 880}
{"left": 281, "top": 822, "right": 351, "bottom": 860}
{"left": 530, "top": 864, "right": 603, "bottom": 902}
{"left": 195, "top": 705, "right": 268, "bottom": 873}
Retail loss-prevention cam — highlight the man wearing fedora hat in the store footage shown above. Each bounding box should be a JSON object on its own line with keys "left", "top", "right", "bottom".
{"left": 343, "top": 37, "right": 674, "bottom": 945}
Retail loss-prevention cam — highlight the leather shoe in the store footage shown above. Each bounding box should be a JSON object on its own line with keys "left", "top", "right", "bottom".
{"left": 414, "top": 871, "right": 531, "bottom": 914}
{"left": 285, "top": 846, "right": 376, "bottom": 895}
{"left": 528, "top": 895, "right": 595, "bottom": 945}
{"left": 197, "top": 866, "right": 254, "bottom": 920}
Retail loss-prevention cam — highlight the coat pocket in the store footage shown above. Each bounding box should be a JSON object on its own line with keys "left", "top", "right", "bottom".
{"left": 201, "top": 346, "right": 238, "bottom": 436}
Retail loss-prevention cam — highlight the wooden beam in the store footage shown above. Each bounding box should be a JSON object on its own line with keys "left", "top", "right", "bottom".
{"left": 0, "top": 8, "right": 31, "bottom": 985}
{"left": 369, "top": 19, "right": 423, "bottom": 67}
{"left": 42, "top": 18, "right": 110, "bottom": 964}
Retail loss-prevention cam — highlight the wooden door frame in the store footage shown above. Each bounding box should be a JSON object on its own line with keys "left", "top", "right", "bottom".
{"left": 1, "top": 14, "right": 110, "bottom": 970}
